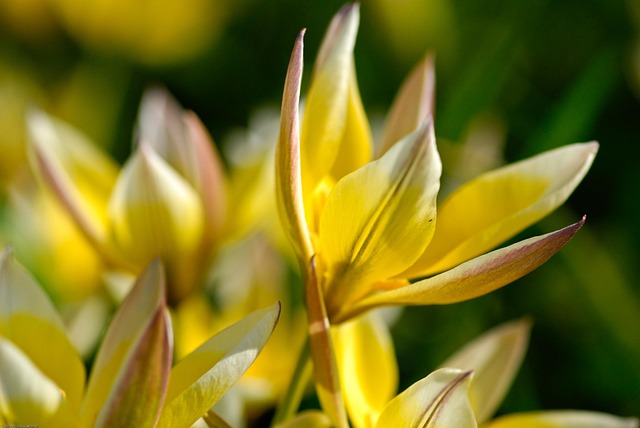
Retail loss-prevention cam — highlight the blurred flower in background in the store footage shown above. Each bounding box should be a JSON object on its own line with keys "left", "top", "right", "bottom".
{"left": 27, "top": 88, "right": 227, "bottom": 304}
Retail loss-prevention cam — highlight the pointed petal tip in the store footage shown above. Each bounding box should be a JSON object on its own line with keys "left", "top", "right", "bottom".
{"left": 339, "top": 2, "right": 360, "bottom": 16}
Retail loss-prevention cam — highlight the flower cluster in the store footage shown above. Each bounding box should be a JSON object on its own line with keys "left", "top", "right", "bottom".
{"left": 0, "top": 2, "right": 637, "bottom": 428}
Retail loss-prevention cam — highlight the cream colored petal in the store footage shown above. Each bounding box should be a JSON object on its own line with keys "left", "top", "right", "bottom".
{"left": 81, "top": 260, "right": 167, "bottom": 426}
{"left": 108, "top": 143, "right": 204, "bottom": 264}
{"left": 375, "top": 368, "right": 476, "bottom": 428}
{"left": 485, "top": 411, "right": 639, "bottom": 428}
{"left": 136, "top": 86, "right": 186, "bottom": 163}
{"left": 157, "top": 302, "right": 281, "bottom": 428}
{"left": 339, "top": 219, "right": 583, "bottom": 322}
{"left": 440, "top": 318, "right": 531, "bottom": 424}
{"left": 300, "top": 3, "right": 361, "bottom": 193}
{"left": 93, "top": 307, "right": 172, "bottom": 428}
{"left": 333, "top": 312, "right": 398, "bottom": 428}
{"left": 0, "top": 248, "right": 85, "bottom": 411}
{"left": 320, "top": 122, "right": 441, "bottom": 315}
{"left": 183, "top": 111, "right": 227, "bottom": 245}
{"left": 405, "top": 142, "right": 597, "bottom": 278}
{"left": 378, "top": 54, "right": 435, "bottom": 157}
{"left": 26, "top": 110, "right": 119, "bottom": 258}
{"left": 137, "top": 87, "right": 227, "bottom": 245}
{"left": 276, "top": 30, "right": 314, "bottom": 264}
{"left": 0, "top": 338, "right": 66, "bottom": 426}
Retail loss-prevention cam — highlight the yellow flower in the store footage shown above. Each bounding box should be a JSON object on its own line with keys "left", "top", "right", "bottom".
{"left": 333, "top": 312, "right": 477, "bottom": 428}
{"left": 333, "top": 314, "right": 638, "bottom": 428}
{"left": 0, "top": 247, "right": 280, "bottom": 427}
{"left": 277, "top": 3, "right": 596, "bottom": 324}
{"left": 27, "top": 88, "right": 227, "bottom": 303}
{"left": 275, "top": 4, "right": 596, "bottom": 425}
{"left": 440, "top": 319, "right": 639, "bottom": 428}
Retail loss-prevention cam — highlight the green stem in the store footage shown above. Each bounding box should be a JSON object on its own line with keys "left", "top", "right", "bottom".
{"left": 272, "top": 336, "right": 312, "bottom": 426}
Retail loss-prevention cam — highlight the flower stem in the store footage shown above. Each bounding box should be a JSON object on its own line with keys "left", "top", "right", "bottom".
{"left": 272, "top": 335, "right": 312, "bottom": 426}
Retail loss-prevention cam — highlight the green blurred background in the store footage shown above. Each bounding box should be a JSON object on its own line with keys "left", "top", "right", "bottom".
{"left": 1, "top": 0, "right": 639, "bottom": 419}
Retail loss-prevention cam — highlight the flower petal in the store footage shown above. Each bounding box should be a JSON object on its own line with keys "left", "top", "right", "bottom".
{"left": 81, "top": 260, "right": 169, "bottom": 426}
{"left": 276, "top": 29, "right": 314, "bottom": 264}
{"left": 0, "top": 248, "right": 85, "bottom": 411}
{"left": 157, "top": 302, "right": 281, "bottom": 428}
{"left": 440, "top": 318, "right": 531, "bottom": 424}
{"left": 300, "top": 3, "right": 371, "bottom": 195}
{"left": 405, "top": 142, "right": 597, "bottom": 278}
{"left": 0, "top": 337, "right": 75, "bottom": 426}
{"left": 108, "top": 143, "right": 204, "bottom": 301}
{"left": 137, "top": 87, "right": 227, "bottom": 245}
{"left": 377, "top": 54, "right": 435, "bottom": 157}
{"left": 183, "top": 110, "right": 228, "bottom": 245}
{"left": 485, "top": 411, "right": 639, "bottom": 428}
{"left": 375, "top": 368, "right": 476, "bottom": 428}
{"left": 93, "top": 308, "right": 172, "bottom": 428}
{"left": 320, "top": 122, "right": 441, "bottom": 316}
{"left": 26, "top": 110, "right": 120, "bottom": 262}
{"left": 108, "top": 143, "right": 204, "bottom": 263}
{"left": 340, "top": 218, "right": 584, "bottom": 321}
{"left": 333, "top": 312, "right": 398, "bottom": 428}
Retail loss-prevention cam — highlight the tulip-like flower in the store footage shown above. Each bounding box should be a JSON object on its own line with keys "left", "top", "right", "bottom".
{"left": 280, "top": 367, "right": 477, "bottom": 428}
{"left": 334, "top": 314, "right": 638, "bottom": 428}
{"left": 0, "top": 247, "right": 280, "bottom": 427}
{"left": 27, "top": 88, "right": 226, "bottom": 303}
{"left": 443, "top": 319, "right": 639, "bottom": 428}
{"left": 276, "top": 3, "right": 596, "bottom": 425}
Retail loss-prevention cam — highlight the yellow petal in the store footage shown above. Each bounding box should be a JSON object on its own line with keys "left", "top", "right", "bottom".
{"left": 300, "top": 3, "right": 369, "bottom": 195}
{"left": 276, "top": 29, "right": 314, "bottom": 264}
{"left": 0, "top": 248, "right": 85, "bottom": 411}
{"left": 405, "top": 142, "right": 598, "bottom": 278}
{"left": 327, "top": 67, "right": 373, "bottom": 182}
{"left": 137, "top": 87, "right": 227, "bottom": 245}
{"left": 340, "top": 218, "right": 584, "bottom": 322}
{"left": 378, "top": 54, "right": 435, "bottom": 157}
{"left": 26, "top": 110, "right": 119, "bottom": 259}
{"left": 375, "top": 368, "right": 476, "bottom": 428}
{"left": 440, "top": 318, "right": 531, "bottom": 424}
{"left": 320, "top": 122, "right": 441, "bottom": 317}
{"left": 93, "top": 307, "right": 172, "bottom": 428}
{"left": 108, "top": 143, "right": 204, "bottom": 263}
{"left": 81, "top": 260, "right": 168, "bottom": 426}
{"left": 157, "top": 302, "right": 281, "bottom": 428}
{"left": 0, "top": 338, "right": 67, "bottom": 426}
{"left": 486, "top": 411, "right": 639, "bottom": 428}
{"left": 333, "top": 312, "right": 398, "bottom": 428}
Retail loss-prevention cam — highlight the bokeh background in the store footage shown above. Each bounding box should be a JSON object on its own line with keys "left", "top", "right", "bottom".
{"left": 1, "top": 0, "right": 639, "bottom": 419}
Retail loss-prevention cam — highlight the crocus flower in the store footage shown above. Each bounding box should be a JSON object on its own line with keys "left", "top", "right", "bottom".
{"left": 0, "top": 246, "right": 280, "bottom": 427}
{"left": 27, "top": 88, "right": 227, "bottom": 303}
{"left": 276, "top": 3, "right": 596, "bottom": 424}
